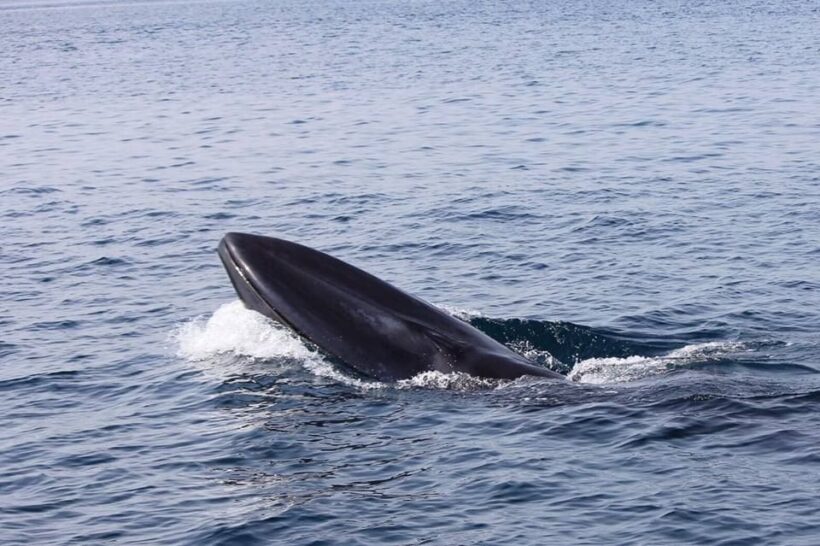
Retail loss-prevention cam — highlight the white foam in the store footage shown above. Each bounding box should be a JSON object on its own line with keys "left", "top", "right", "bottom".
{"left": 176, "top": 300, "right": 312, "bottom": 361}
{"left": 174, "top": 301, "right": 384, "bottom": 389}
{"left": 300, "top": 356, "right": 385, "bottom": 390}
{"left": 436, "top": 304, "right": 485, "bottom": 321}
{"left": 175, "top": 302, "right": 746, "bottom": 389}
{"left": 396, "top": 370, "right": 499, "bottom": 390}
{"left": 567, "top": 341, "right": 748, "bottom": 384}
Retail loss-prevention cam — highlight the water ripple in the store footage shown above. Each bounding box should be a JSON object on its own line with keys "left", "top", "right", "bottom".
{"left": 2, "top": 0, "right": 819, "bottom": 544}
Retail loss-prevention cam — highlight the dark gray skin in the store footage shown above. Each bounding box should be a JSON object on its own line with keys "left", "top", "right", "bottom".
{"left": 218, "top": 232, "right": 564, "bottom": 382}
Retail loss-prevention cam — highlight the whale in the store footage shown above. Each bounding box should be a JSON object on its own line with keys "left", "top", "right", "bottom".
{"left": 217, "top": 232, "right": 564, "bottom": 382}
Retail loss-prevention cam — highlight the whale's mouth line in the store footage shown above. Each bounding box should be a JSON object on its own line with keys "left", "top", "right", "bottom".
{"left": 219, "top": 241, "right": 251, "bottom": 289}
{"left": 217, "top": 240, "right": 301, "bottom": 335}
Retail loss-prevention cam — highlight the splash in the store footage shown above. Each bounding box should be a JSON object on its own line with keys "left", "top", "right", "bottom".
{"left": 397, "top": 370, "right": 500, "bottom": 390}
{"left": 174, "top": 301, "right": 384, "bottom": 389}
{"left": 568, "top": 341, "right": 748, "bottom": 384}
{"left": 176, "top": 300, "right": 312, "bottom": 361}
{"left": 436, "top": 304, "right": 485, "bottom": 321}
{"left": 174, "top": 302, "right": 749, "bottom": 389}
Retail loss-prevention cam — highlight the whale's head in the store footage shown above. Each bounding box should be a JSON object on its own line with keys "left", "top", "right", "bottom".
{"left": 217, "top": 232, "right": 295, "bottom": 325}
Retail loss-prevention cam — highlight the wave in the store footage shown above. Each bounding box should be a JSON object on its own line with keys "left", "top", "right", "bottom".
{"left": 464, "top": 315, "right": 678, "bottom": 373}
{"left": 174, "top": 301, "right": 757, "bottom": 389}
{"left": 567, "top": 341, "right": 749, "bottom": 384}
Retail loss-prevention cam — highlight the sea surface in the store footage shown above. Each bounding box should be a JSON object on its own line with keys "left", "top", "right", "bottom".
{"left": 2, "top": 0, "right": 820, "bottom": 544}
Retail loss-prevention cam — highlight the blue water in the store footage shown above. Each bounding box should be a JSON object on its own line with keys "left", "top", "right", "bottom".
{"left": 2, "top": 0, "right": 820, "bottom": 543}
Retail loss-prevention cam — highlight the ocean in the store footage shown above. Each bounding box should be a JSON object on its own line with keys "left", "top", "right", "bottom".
{"left": 1, "top": 0, "right": 819, "bottom": 543}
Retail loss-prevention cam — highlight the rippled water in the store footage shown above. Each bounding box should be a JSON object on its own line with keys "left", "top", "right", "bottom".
{"left": 2, "top": 0, "right": 820, "bottom": 543}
